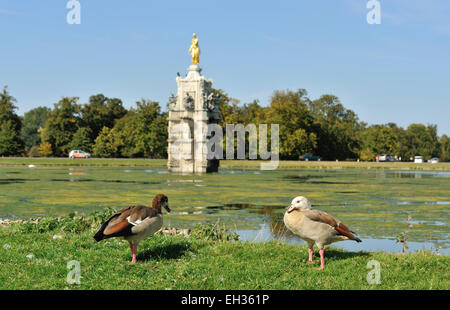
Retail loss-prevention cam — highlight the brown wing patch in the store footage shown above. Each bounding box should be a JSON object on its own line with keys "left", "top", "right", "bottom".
{"left": 102, "top": 206, "right": 135, "bottom": 235}
{"left": 302, "top": 210, "right": 338, "bottom": 227}
{"left": 335, "top": 223, "right": 362, "bottom": 242}
{"left": 104, "top": 220, "right": 131, "bottom": 235}
{"left": 303, "top": 210, "right": 362, "bottom": 242}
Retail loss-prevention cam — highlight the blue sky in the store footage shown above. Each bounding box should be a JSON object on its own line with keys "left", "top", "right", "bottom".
{"left": 1, "top": 0, "right": 449, "bottom": 135}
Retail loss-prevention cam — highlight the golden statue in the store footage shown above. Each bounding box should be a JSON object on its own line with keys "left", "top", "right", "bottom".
{"left": 188, "top": 33, "right": 200, "bottom": 64}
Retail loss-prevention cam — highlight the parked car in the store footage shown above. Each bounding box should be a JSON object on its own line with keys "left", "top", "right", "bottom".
{"left": 69, "top": 150, "right": 91, "bottom": 159}
{"left": 377, "top": 154, "right": 395, "bottom": 162}
{"left": 414, "top": 156, "right": 424, "bottom": 163}
{"left": 428, "top": 157, "right": 439, "bottom": 164}
{"left": 299, "top": 154, "right": 321, "bottom": 161}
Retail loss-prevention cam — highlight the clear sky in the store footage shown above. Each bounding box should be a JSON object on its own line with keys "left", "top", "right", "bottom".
{"left": 1, "top": 0, "right": 449, "bottom": 135}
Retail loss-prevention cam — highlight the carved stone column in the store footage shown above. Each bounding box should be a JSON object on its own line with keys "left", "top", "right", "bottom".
{"left": 167, "top": 65, "right": 221, "bottom": 173}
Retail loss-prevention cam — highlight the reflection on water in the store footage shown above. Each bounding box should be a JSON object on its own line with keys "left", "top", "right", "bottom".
{"left": 123, "top": 169, "right": 169, "bottom": 174}
{"left": 425, "top": 201, "right": 450, "bottom": 205}
{"left": 283, "top": 174, "right": 355, "bottom": 185}
{"left": 238, "top": 225, "right": 448, "bottom": 255}
{"left": 0, "top": 178, "right": 39, "bottom": 184}
{"left": 207, "top": 202, "right": 450, "bottom": 255}
{"left": 218, "top": 170, "right": 261, "bottom": 175}
{"left": 388, "top": 170, "right": 450, "bottom": 178}
{"left": 50, "top": 178, "right": 162, "bottom": 185}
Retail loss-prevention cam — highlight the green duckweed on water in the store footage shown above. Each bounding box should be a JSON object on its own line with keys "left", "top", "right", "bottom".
{"left": 0, "top": 159, "right": 449, "bottom": 255}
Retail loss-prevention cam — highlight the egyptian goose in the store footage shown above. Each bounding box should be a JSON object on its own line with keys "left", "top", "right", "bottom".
{"left": 284, "top": 196, "right": 361, "bottom": 270}
{"left": 93, "top": 194, "right": 171, "bottom": 263}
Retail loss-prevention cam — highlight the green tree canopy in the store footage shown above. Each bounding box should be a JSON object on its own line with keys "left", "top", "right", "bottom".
{"left": 93, "top": 127, "right": 121, "bottom": 158}
{"left": 265, "top": 89, "right": 318, "bottom": 159}
{"left": 403, "top": 124, "right": 440, "bottom": 160}
{"left": 40, "top": 97, "right": 81, "bottom": 156}
{"left": 69, "top": 127, "right": 94, "bottom": 153}
{"left": 439, "top": 135, "right": 450, "bottom": 162}
{"left": 0, "top": 86, "right": 446, "bottom": 161}
{"left": 21, "top": 106, "right": 51, "bottom": 150}
{"left": 309, "top": 95, "right": 362, "bottom": 160}
{"left": 93, "top": 99, "right": 168, "bottom": 159}
{"left": 0, "top": 86, "right": 24, "bottom": 156}
{"left": 80, "top": 94, "right": 127, "bottom": 141}
{"left": 360, "top": 125, "right": 400, "bottom": 160}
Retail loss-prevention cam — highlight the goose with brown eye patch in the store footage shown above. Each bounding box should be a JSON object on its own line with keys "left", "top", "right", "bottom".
{"left": 284, "top": 196, "right": 361, "bottom": 270}
{"left": 93, "top": 194, "right": 171, "bottom": 263}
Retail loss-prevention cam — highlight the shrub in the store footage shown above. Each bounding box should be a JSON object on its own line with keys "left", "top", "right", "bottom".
{"left": 38, "top": 142, "right": 53, "bottom": 157}
{"left": 89, "top": 207, "right": 117, "bottom": 228}
{"left": 15, "top": 211, "right": 100, "bottom": 234}
{"left": 36, "top": 217, "right": 59, "bottom": 233}
{"left": 27, "top": 146, "right": 40, "bottom": 157}
{"left": 17, "top": 222, "right": 37, "bottom": 233}
{"left": 59, "top": 212, "right": 90, "bottom": 233}
{"left": 191, "top": 222, "right": 240, "bottom": 242}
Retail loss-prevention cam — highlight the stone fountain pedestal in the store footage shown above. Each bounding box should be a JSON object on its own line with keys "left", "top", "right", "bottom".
{"left": 167, "top": 65, "right": 221, "bottom": 173}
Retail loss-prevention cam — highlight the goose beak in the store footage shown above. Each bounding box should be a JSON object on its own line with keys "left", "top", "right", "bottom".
{"left": 287, "top": 205, "right": 296, "bottom": 213}
{"left": 164, "top": 205, "right": 171, "bottom": 213}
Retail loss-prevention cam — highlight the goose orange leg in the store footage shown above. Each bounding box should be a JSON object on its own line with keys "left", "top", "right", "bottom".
{"left": 308, "top": 246, "right": 314, "bottom": 263}
{"left": 129, "top": 243, "right": 138, "bottom": 263}
{"left": 312, "top": 249, "right": 325, "bottom": 270}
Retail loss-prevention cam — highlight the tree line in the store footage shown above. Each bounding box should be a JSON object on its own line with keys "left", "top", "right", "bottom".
{"left": 1, "top": 85, "right": 449, "bottom": 161}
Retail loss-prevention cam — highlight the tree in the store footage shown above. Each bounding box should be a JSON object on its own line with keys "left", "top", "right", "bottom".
{"left": 239, "top": 100, "right": 266, "bottom": 126}
{"left": 309, "top": 95, "right": 362, "bottom": 160}
{"left": 0, "top": 86, "right": 24, "bottom": 156}
{"left": 21, "top": 106, "right": 50, "bottom": 150}
{"left": 403, "top": 124, "right": 440, "bottom": 160}
{"left": 69, "top": 127, "right": 94, "bottom": 153}
{"left": 386, "top": 122, "right": 408, "bottom": 160}
{"left": 211, "top": 88, "right": 242, "bottom": 128}
{"left": 79, "top": 94, "right": 127, "bottom": 141}
{"left": 111, "top": 99, "right": 168, "bottom": 158}
{"left": 439, "top": 135, "right": 450, "bottom": 162}
{"left": 40, "top": 97, "right": 81, "bottom": 156}
{"left": 0, "top": 122, "right": 24, "bottom": 156}
{"left": 360, "top": 147, "right": 375, "bottom": 162}
{"left": 360, "top": 125, "right": 400, "bottom": 160}
{"left": 38, "top": 142, "right": 53, "bottom": 157}
{"left": 265, "top": 89, "right": 318, "bottom": 159}
{"left": 93, "top": 127, "right": 121, "bottom": 158}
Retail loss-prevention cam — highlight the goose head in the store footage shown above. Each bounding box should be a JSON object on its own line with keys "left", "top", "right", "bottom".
{"left": 287, "top": 196, "right": 311, "bottom": 213}
{"left": 152, "top": 194, "right": 171, "bottom": 214}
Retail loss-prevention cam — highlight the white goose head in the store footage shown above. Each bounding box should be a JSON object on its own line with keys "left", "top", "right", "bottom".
{"left": 287, "top": 196, "right": 311, "bottom": 213}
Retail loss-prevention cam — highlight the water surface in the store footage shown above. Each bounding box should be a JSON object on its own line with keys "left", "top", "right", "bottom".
{"left": 0, "top": 166, "right": 448, "bottom": 254}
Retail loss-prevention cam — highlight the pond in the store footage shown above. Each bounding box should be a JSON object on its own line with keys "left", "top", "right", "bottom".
{"left": 0, "top": 166, "right": 449, "bottom": 255}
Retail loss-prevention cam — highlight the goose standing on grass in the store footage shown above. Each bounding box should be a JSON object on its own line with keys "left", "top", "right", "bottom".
{"left": 94, "top": 194, "right": 171, "bottom": 263}
{"left": 284, "top": 196, "right": 361, "bottom": 270}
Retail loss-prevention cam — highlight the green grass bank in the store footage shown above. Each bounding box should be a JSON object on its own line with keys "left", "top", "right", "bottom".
{"left": 0, "top": 215, "right": 448, "bottom": 290}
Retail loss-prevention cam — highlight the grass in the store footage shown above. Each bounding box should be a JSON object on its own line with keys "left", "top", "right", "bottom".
{"left": 1, "top": 157, "right": 449, "bottom": 170}
{"left": 0, "top": 217, "right": 449, "bottom": 290}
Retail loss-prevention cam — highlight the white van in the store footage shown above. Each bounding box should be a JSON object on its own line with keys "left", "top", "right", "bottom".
{"left": 414, "top": 156, "right": 424, "bottom": 163}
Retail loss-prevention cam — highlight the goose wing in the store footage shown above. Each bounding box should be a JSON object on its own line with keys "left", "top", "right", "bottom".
{"left": 94, "top": 206, "right": 158, "bottom": 241}
{"left": 302, "top": 210, "right": 361, "bottom": 242}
